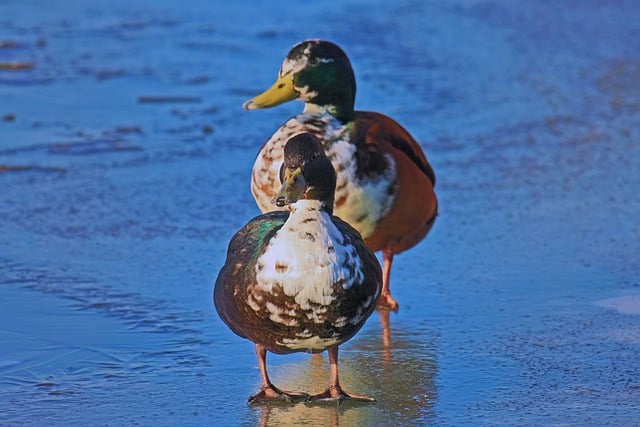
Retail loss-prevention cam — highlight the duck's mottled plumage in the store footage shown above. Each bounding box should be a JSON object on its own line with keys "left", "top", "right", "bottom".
{"left": 244, "top": 39, "right": 438, "bottom": 310}
{"left": 214, "top": 209, "right": 380, "bottom": 355}
{"left": 214, "top": 133, "right": 381, "bottom": 403}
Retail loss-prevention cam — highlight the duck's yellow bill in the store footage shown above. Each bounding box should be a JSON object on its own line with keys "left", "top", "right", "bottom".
{"left": 243, "top": 74, "right": 297, "bottom": 110}
{"left": 272, "top": 166, "right": 305, "bottom": 207}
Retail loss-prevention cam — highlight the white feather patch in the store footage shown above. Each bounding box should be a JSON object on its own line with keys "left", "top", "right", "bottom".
{"left": 282, "top": 336, "right": 341, "bottom": 351}
{"left": 254, "top": 200, "right": 364, "bottom": 321}
{"left": 251, "top": 113, "right": 397, "bottom": 238}
{"left": 280, "top": 44, "right": 312, "bottom": 76}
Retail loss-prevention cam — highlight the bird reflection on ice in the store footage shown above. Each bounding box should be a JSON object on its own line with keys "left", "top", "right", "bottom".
{"left": 249, "top": 313, "right": 438, "bottom": 426}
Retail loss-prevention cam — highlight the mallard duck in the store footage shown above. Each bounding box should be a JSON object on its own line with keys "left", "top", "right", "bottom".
{"left": 214, "top": 133, "right": 382, "bottom": 403}
{"left": 243, "top": 39, "right": 437, "bottom": 311}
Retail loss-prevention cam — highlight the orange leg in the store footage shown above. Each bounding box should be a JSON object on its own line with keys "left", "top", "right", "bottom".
{"left": 248, "top": 343, "right": 308, "bottom": 403}
{"left": 377, "top": 248, "right": 399, "bottom": 311}
{"left": 308, "top": 346, "right": 375, "bottom": 403}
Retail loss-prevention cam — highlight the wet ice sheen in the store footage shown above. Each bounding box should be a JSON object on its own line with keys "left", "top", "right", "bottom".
{"left": 1, "top": 0, "right": 639, "bottom": 425}
{"left": 598, "top": 296, "right": 640, "bottom": 316}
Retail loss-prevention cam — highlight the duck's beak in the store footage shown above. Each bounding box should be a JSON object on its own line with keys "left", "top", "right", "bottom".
{"left": 243, "top": 73, "right": 297, "bottom": 110}
{"left": 273, "top": 166, "right": 305, "bottom": 207}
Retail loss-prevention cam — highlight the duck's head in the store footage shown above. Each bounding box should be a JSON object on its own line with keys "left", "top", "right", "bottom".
{"left": 243, "top": 39, "right": 356, "bottom": 122}
{"left": 273, "top": 133, "right": 337, "bottom": 213}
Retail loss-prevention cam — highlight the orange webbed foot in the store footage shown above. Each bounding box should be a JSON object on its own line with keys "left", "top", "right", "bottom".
{"left": 248, "top": 385, "right": 309, "bottom": 404}
{"left": 307, "top": 385, "right": 376, "bottom": 405}
{"left": 376, "top": 292, "right": 399, "bottom": 312}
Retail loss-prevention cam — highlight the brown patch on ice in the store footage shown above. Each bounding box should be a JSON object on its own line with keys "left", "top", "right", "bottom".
{"left": 0, "top": 164, "right": 66, "bottom": 174}
{"left": 596, "top": 59, "right": 640, "bottom": 113}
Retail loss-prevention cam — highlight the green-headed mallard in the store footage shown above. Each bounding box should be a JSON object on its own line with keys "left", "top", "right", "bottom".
{"left": 214, "top": 133, "right": 382, "bottom": 403}
{"left": 244, "top": 39, "right": 437, "bottom": 311}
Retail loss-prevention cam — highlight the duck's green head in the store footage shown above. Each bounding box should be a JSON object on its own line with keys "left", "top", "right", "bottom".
{"left": 273, "top": 133, "right": 337, "bottom": 213}
{"left": 243, "top": 39, "right": 356, "bottom": 122}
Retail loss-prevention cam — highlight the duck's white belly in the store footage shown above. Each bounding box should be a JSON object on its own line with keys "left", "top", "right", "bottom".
{"left": 251, "top": 114, "right": 397, "bottom": 239}
{"left": 249, "top": 200, "right": 371, "bottom": 350}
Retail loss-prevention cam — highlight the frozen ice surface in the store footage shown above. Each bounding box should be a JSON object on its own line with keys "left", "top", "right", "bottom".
{"left": 1, "top": 0, "right": 639, "bottom": 425}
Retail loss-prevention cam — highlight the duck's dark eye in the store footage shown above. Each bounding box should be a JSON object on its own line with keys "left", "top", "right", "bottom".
{"left": 307, "top": 57, "right": 319, "bottom": 67}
